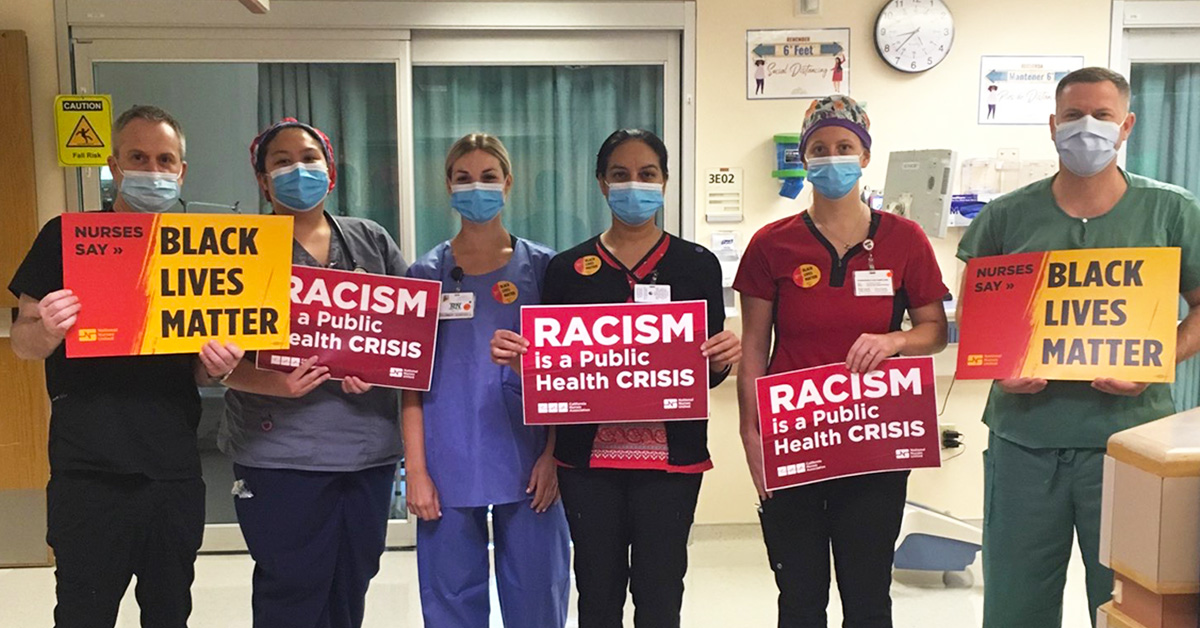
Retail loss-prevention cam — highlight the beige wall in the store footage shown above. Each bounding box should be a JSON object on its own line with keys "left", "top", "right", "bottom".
{"left": 7, "top": 0, "right": 1115, "bottom": 526}
{"left": 691, "top": 0, "right": 1113, "bottom": 524}
{"left": 0, "top": 1, "right": 67, "bottom": 226}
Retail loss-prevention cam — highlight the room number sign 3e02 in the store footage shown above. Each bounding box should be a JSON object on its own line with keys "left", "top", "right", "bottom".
{"left": 708, "top": 171, "right": 738, "bottom": 186}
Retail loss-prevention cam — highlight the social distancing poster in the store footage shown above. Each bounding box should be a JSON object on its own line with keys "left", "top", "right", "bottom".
{"left": 62, "top": 212, "right": 294, "bottom": 357}
{"left": 957, "top": 247, "right": 1180, "bottom": 382}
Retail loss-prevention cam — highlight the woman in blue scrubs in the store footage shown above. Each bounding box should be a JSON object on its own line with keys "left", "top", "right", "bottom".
{"left": 404, "top": 133, "right": 571, "bottom": 628}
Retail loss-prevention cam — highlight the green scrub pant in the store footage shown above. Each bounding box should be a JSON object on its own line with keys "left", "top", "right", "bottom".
{"left": 982, "top": 433, "right": 1112, "bottom": 628}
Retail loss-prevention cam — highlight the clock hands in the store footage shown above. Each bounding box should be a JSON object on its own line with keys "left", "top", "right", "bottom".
{"left": 895, "top": 28, "right": 920, "bottom": 53}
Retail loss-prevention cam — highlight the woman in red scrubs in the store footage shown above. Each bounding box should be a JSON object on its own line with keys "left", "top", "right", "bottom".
{"left": 734, "top": 95, "right": 949, "bottom": 628}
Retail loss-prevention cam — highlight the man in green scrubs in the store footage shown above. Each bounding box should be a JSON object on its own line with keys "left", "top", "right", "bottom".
{"left": 958, "top": 67, "right": 1200, "bottom": 628}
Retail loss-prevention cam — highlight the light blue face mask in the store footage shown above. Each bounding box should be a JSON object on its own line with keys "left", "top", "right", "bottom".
{"left": 805, "top": 155, "right": 863, "bottom": 200}
{"left": 270, "top": 162, "right": 330, "bottom": 212}
{"left": 118, "top": 169, "right": 181, "bottom": 213}
{"left": 606, "top": 181, "right": 663, "bottom": 226}
{"left": 450, "top": 182, "right": 506, "bottom": 224}
{"left": 1054, "top": 115, "right": 1122, "bottom": 178}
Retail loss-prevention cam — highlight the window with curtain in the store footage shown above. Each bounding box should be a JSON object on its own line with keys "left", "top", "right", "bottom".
{"left": 259, "top": 63, "right": 401, "bottom": 238}
{"left": 1128, "top": 63, "right": 1200, "bottom": 410}
{"left": 411, "top": 65, "right": 665, "bottom": 256}
{"left": 1128, "top": 64, "right": 1200, "bottom": 194}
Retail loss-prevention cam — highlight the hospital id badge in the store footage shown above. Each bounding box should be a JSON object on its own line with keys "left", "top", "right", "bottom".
{"left": 854, "top": 270, "right": 894, "bottom": 297}
{"left": 634, "top": 284, "right": 672, "bottom": 303}
{"left": 439, "top": 292, "right": 476, "bottom": 320}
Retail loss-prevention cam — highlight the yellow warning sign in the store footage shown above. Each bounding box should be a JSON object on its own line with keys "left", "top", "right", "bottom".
{"left": 55, "top": 94, "right": 112, "bottom": 167}
{"left": 66, "top": 116, "right": 105, "bottom": 148}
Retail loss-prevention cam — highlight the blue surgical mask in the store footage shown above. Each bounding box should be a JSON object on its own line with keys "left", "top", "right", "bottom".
{"left": 606, "top": 181, "right": 663, "bottom": 226}
{"left": 450, "top": 182, "right": 506, "bottom": 224}
{"left": 270, "top": 162, "right": 330, "bottom": 212}
{"left": 1054, "top": 115, "right": 1122, "bottom": 178}
{"left": 118, "top": 169, "right": 181, "bottom": 213}
{"left": 806, "top": 156, "right": 863, "bottom": 200}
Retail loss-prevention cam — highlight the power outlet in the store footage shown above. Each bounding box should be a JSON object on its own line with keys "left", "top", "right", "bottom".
{"left": 941, "top": 422, "right": 957, "bottom": 434}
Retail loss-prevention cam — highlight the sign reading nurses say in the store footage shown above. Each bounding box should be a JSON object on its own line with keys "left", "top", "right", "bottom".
{"left": 256, "top": 267, "right": 441, "bottom": 391}
{"left": 756, "top": 356, "right": 941, "bottom": 492}
{"left": 63, "top": 212, "right": 293, "bottom": 357}
{"left": 521, "top": 301, "right": 709, "bottom": 425}
{"left": 957, "top": 247, "right": 1180, "bottom": 382}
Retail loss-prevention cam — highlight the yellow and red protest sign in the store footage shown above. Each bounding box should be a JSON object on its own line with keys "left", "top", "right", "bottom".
{"left": 957, "top": 247, "right": 1180, "bottom": 382}
{"left": 62, "top": 212, "right": 294, "bottom": 357}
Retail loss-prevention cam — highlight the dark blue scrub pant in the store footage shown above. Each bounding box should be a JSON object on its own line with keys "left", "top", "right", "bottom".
{"left": 232, "top": 463, "right": 395, "bottom": 628}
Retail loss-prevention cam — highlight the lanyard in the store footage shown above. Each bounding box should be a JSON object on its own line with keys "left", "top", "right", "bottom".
{"left": 440, "top": 244, "right": 464, "bottom": 292}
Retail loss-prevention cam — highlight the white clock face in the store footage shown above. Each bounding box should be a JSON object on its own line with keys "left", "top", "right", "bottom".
{"left": 875, "top": 0, "right": 955, "bottom": 73}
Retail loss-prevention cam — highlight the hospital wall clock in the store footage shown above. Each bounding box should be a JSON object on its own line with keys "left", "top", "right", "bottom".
{"left": 874, "top": 0, "right": 955, "bottom": 74}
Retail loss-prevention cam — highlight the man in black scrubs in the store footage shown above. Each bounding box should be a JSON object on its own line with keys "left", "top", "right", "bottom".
{"left": 8, "top": 105, "right": 242, "bottom": 628}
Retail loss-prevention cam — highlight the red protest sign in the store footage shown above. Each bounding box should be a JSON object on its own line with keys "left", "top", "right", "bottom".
{"left": 521, "top": 301, "right": 709, "bottom": 425}
{"left": 756, "top": 356, "right": 941, "bottom": 492}
{"left": 256, "top": 266, "right": 441, "bottom": 390}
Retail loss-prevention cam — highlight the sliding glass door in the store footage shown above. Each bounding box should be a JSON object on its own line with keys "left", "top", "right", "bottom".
{"left": 72, "top": 35, "right": 414, "bottom": 551}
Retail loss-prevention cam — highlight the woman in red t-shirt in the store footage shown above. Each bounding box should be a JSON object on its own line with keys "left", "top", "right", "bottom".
{"left": 733, "top": 95, "right": 949, "bottom": 627}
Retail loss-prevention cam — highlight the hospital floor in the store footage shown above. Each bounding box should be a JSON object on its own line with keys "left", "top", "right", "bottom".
{"left": 0, "top": 526, "right": 1095, "bottom": 627}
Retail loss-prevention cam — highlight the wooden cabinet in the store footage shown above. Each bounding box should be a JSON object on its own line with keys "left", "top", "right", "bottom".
{"left": 0, "top": 30, "right": 52, "bottom": 568}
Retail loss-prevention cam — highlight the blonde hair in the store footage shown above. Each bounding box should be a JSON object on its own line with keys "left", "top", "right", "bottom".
{"left": 444, "top": 133, "right": 513, "bottom": 181}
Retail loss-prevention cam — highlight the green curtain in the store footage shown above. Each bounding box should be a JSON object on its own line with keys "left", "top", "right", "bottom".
{"left": 1128, "top": 63, "right": 1200, "bottom": 410}
{"left": 258, "top": 63, "right": 400, "bottom": 238}
{"left": 412, "top": 65, "right": 664, "bottom": 256}
{"left": 1128, "top": 64, "right": 1200, "bottom": 195}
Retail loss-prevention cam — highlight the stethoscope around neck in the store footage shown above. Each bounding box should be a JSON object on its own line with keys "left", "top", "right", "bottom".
{"left": 283, "top": 210, "right": 363, "bottom": 272}
{"left": 326, "top": 212, "right": 364, "bottom": 272}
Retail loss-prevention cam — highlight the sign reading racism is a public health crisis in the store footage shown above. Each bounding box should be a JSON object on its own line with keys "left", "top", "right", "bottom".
{"left": 521, "top": 301, "right": 709, "bottom": 425}
{"left": 756, "top": 356, "right": 941, "bottom": 491}
{"left": 957, "top": 248, "right": 1180, "bottom": 382}
{"left": 256, "top": 266, "right": 442, "bottom": 391}
{"left": 63, "top": 212, "right": 293, "bottom": 357}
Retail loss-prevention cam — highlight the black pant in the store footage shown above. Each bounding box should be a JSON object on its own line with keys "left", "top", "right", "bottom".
{"left": 47, "top": 472, "right": 205, "bottom": 628}
{"left": 759, "top": 471, "right": 909, "bottom": 628}
{"left": 558, "top": 467, "right": 703, "bottom": 628}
